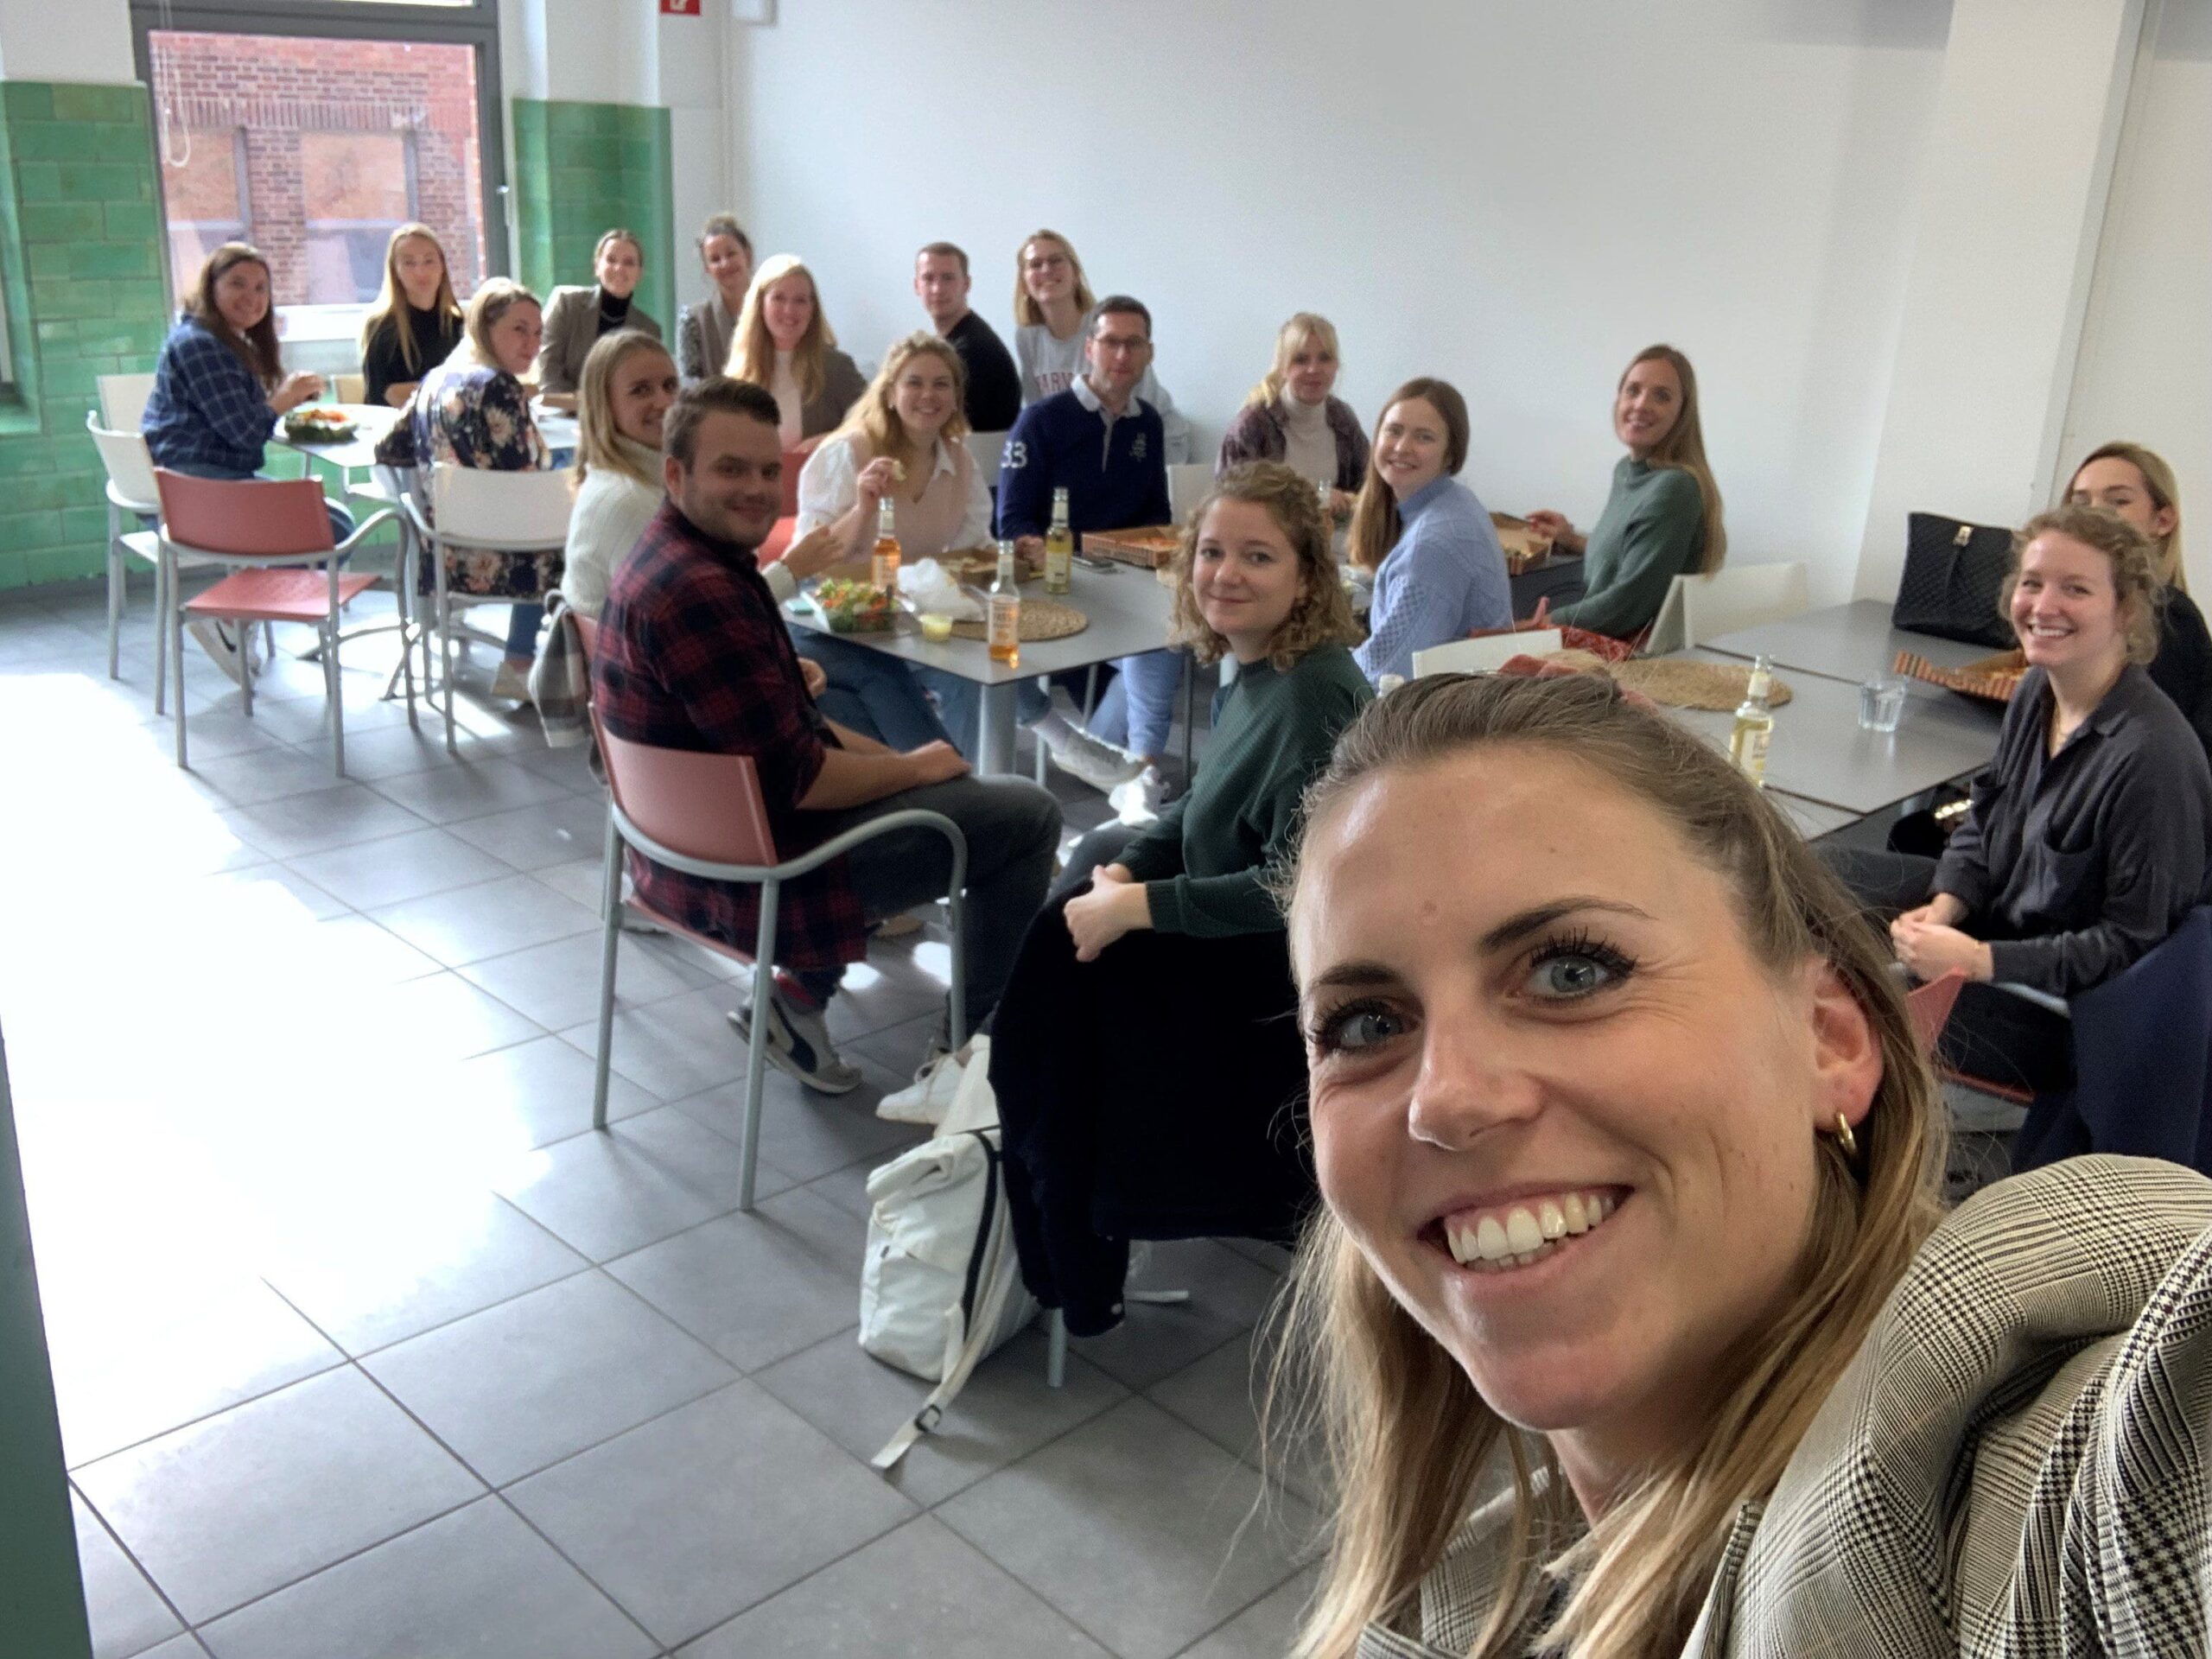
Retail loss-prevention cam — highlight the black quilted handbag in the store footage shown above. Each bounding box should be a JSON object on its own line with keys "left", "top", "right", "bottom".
{"left": 1892, "top": 512, "right": 2017, "bottom": 649}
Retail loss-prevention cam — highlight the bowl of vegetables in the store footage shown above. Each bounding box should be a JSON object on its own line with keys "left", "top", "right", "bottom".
{"left": 814, "top": 575, "right": 897, "bottom": 633}
{"left": 281, "top": 407, "right": 359, "bottom": 443}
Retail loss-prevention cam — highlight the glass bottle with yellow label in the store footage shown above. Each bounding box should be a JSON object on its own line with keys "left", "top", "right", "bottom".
{"left": 1729, "top": 655, "right": 1775, "bottom": 786}
{"left": 870, "top": 495, "right": 902, "bottom": 592}
{"left": 988, "top": 538, "right": 1021, "bottom": 668}
{"left": 1043, "top": 486, "right": 1073, "bottom": 594}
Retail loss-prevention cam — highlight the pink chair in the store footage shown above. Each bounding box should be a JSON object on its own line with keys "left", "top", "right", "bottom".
{"left": 586, "top": 705, "right": 970, "bottom": 1210}
{"left": 155, "top": 470, "right": 397, "bottom": 774}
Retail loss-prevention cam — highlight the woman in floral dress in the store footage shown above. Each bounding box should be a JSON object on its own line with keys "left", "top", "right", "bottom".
{"left": 377, "top": 277, "right": 561, "bottom": 701}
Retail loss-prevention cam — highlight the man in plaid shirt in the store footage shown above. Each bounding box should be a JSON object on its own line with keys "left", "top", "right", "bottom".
{"left": 594, "top": 377, "right": 1060, "bottom": 1092}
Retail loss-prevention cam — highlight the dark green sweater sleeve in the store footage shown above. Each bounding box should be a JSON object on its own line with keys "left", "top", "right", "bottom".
{"left": 1552, "top": 467, "right": 1703, "bottom": 639}
{"left": 1143, "top": 779, "right": 1300, "bottom": 937}
{"left": 1116, "top": 797, "right": 1188, "bottom": 881}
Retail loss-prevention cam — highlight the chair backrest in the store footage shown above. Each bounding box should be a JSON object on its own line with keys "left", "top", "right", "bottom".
{"left": 1166, "top": 461, "right": 1212, "bottom": 523}
{"left": 335, "top": 373, "right": 367, "bottom": 405}
{"left": 86, "top": 413, "right": 159, "bottom": 505}
{"left": 1904, "top": 969, "right": 1966, "bottom": 1055}
{"left": 429, "top": 464, "right": 576, "bottom": 548}
{"left": 780, "top": 447, "right": 809, "bottom": 518}
{"left": 1413, "top": 629, "right": 1564, "bottom": 677}
{"left": 1680, "top": 563, "right": 1812, "bottom": 650}
{"left": 591, "top": 709, "right": 780, "bottom": 869}
{"left": 155, "top": 469, "right": 335, "bottom": 556}
{"left": 97, "top": 372, "right": 156, "bottom": 432}
{"left": 966, "top": 429, "right": 1006, "bottom": 489}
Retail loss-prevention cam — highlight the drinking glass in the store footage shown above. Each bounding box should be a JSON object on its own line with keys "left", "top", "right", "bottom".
{"left": 1859, "top": 676, "right": 1906, "bottom": 733}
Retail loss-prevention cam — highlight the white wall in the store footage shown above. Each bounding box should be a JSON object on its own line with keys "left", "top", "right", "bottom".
{"left": 728, "top": 0, "right": 1952, "bottom": 602}
{"left": 0, "top": 0, "right": 132, "bottom": 83}
{"left": 2062, "top": 0, "right": 2212, "bottom": 588}
{"left": 1852, "top": 0, "right": 2144, "bottom": 600}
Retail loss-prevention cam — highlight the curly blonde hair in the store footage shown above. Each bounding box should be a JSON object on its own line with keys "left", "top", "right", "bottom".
{"left": 1167, "top": 461, "right": 1362, "bottom": 671}
{"left": 2004, "top": 502, "right": 2167, "bottom": 665}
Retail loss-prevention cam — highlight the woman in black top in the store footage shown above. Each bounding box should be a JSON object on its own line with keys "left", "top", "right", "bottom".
{"left": 1827, "top": 504, "right": 2212, "bottom": 1092}
{"left": 356, "top": 223, "right": 464, "bottom": 408}
{"left": 2068, "top": 442, "right": 2209, "bottom": 757}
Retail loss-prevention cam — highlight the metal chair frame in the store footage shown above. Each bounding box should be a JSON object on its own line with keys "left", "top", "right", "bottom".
{"left": 591, "top": 791, "right": 970, "bottom": 1211}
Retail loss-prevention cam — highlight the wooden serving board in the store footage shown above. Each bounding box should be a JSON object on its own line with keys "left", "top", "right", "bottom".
{"left": 1084, "top": 526, "right": 1179, "bottom": 569}
{"left": 1894, "top": 646, "right": 2025, "bottom": 703}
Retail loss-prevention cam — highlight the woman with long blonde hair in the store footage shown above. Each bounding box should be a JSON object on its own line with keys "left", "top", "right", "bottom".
{"left": 2066, "top": 440, "right": 2210, "bottom": 756}
{"left": 1217, "top": 312, "right": 1370, "bottom": 518}
{"left": 723, "top": 253, "right": 865, "bottom": 450}
{"left": 560, "top": 329, "right": 679, "bottom": 619}
{"left": 357, "top": 222, "right": 463, "bottom": 407}
{"left": 1526, "top": 344, "right": 1727, "bottom": 642}
{"left": 1278, "top": 666, "right": 2212, "bottom": 1656}
{"left": 795, "top": 331, "right": 988, "bottom": 563}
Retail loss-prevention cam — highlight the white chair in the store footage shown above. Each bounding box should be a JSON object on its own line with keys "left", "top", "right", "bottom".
{"left": 402, "top": 464, "right": 575, "bottom": 753}
{"left": 1412, "top": 629, "right": 1563, "bottom": 677}
{"left": 1166, "top": 461, "right": 1211, "bottom": 523}
{"left": 86, "top": 412, "right": 169, "bottom": 684}
{"left": 96, "top": 372, "right": 156, "bottom": 432}
{"left": 1645, "top": 563, "right": 1811, "bottom": 656}
{"left": 965, "top": 429, "right": 1006, "bottom": 489}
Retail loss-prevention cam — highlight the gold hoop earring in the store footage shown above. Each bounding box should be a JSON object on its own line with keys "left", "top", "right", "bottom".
{"left": 1832, "top": 1114, "right": 1859, "bottom": 1162}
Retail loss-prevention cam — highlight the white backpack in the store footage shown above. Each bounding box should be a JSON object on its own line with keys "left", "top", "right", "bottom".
{"left": 858, "top": 1038, "right": 1038, "bottom": 1469}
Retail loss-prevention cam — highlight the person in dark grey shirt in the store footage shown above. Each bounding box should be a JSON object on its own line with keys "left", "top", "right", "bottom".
{"left": 1828, "top": 504, "right": 2211, "bottom": 1091}
{"left": 913, "top": 240, "right": 1021, "bottom": 433}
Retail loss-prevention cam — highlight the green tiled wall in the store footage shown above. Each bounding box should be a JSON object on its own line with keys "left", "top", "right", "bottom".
{"left": 0, "top": 81, "right": 168, "bottom": 593}
{"left": 511, "top": 99, "right": 676, "bottom": 343}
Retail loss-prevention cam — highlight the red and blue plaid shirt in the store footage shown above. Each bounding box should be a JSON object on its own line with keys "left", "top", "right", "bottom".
{"left": 593, "top": 500, "right": 865, "bottom": 970}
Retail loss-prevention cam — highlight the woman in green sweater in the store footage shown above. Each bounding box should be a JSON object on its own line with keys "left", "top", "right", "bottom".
{"left": 1527, "top": 342, "right": 1727, "bottom": 642}
{"left": 988, "top": 461, "right": 1373, "bottom": 1335}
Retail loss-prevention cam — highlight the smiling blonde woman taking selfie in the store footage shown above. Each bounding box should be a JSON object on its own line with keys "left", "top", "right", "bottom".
{"left": 1276, "top": 669, "right": 2212, "bottom": 1658}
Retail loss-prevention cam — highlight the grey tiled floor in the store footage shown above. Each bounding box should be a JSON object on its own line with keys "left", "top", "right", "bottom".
{"left": 1, "top": 582, "right": 1312, "bottom": 1659}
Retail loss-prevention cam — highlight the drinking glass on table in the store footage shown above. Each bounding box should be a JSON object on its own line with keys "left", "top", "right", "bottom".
{"left": 1858, "top": 675, "right": 1906, "bottom": 733}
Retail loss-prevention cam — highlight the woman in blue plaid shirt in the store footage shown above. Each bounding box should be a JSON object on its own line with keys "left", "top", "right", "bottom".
{"left": 141, "top": 242, "right": 356, "bottom": 676}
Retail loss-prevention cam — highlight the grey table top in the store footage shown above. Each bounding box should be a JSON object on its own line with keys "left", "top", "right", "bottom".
{"left": 1700, "top": 599, "right": 2003, "bottom": 692}
{"left": 784, "top": 557, "right": 1174, "bottom": 687}
{"left": 1768, "top": 791, "right": 1860, "bottom": 839}
{"left": 269, "top": 403, "right": 401, "bottom": 473}
{"left": 1662, "top": 646, "right": 2000, "bottom": 815}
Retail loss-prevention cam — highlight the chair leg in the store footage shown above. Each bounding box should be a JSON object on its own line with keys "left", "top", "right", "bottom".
{"left": 239, "top": 616, "right": 255, "bottom": 721}
{"left": 1045, "top": 1309, "right": 1067, "bottom": 1389}
{"left": 105, "top": 504, "right": 123, "bottom": 679}
{"left": 738, "top": 882, "right": 782, "bottom": 1212}
{"left": 326, "top": 613, "right": 346, "bottom": 779}
{"left": 170, "top": 575, "right": 188, "bottom": 769}
{"left": 590, "top": 814, "right": 625, "bottom": 1133}
{"left": 395, "top": 533, "right": 418, "bottom": 730}
{"left": 153, "top": 550, "right": 169, "bottom": 715}
{"left": 944, "top": 873, "right": 969, "bottom": 1054}
{"left": 435, "top": 554, "right": 458, "bottom": 755}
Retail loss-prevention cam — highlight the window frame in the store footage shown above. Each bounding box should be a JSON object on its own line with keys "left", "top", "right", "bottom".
{"left": 130, "top": 0, "right": 506, "bottom": 312}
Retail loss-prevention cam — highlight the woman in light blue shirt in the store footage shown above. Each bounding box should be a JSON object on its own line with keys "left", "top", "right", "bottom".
{"left": 1347, "top": 378, "right": 1510, "bottom": 682}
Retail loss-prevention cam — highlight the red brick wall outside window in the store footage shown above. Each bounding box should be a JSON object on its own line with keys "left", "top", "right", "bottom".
{"left": 149, "top": 30, "right": 486, "bottom": 308}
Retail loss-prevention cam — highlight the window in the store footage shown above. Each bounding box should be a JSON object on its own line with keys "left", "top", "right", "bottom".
{"left": 160, "top": 127, "right": 251, "bottom": 295}
{"left": 299, "top": 129, "right": 416, "bottom": 304}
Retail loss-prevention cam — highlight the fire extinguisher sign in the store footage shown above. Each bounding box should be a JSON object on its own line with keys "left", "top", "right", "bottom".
{"left": 659, "top": 0, "right": 700, "bottom": 14}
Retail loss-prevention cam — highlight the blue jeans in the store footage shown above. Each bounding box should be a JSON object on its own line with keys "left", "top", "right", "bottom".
{"left": 159, "top": 459, "right": 357, "bottom": 548}
{"left": 505, "top": 603, "right": 543, "bottom": 658}
{"left": 1088, "top": 649, "right": 1185, "bottom": 759}
{"left": 926, "top": 671, "right": 1049, "bottom": 760}
{"left": 792, "top": 631, "right": 954, "bottom": 751}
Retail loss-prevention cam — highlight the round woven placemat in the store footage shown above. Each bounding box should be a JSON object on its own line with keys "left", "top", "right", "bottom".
{"left": 1610, "top": 656, "right": 1793, "bottom": 711}
{"left": 950, "top": 596, "right": 1088, "bottom": 643}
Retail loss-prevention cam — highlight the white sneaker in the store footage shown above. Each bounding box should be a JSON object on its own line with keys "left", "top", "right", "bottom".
{"left": 1037, "top": 716, "right": 1146, "bottom": 798}
{"left": 188, "top": 617, "right": 245, "bottom": 686}
{"left": 726, "top": 986, "right": 862, "bottom": 1094}
{"left": 876, "top": 1043, "right": 967, "bottom": 1126}
{"left": 1109, "top": 766, "right": 1166, "bottom": 825}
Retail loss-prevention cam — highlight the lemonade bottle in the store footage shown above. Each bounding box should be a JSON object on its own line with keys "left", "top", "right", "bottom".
{"left": 988, "top": 539, "right": 1021, "bottom": 668}
{"left": 870, "top": 495, "right": 901, "bottom": 592}
{"left": 1043, "top": 486, "right": 1073, "bottom": 594}
{"left": 1728, "top": 655, "right": 1776, "bottom": 786}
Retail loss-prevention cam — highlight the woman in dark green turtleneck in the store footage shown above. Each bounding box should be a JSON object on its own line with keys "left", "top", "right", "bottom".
{"left": 987, "top": 461, "right": 1373, "bottom": 1336}
{"left": 1527, "top": 342, "right": 1727, "bottom": 642}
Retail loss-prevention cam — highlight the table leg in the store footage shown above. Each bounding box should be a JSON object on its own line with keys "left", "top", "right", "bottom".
{"left": 977, "top": 682, "right": 1018, "bottom": 776}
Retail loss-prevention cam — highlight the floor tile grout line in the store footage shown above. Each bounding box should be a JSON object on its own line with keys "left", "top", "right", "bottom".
{"left": 67, "top": 1470, "right": 202, "bottom": 1657}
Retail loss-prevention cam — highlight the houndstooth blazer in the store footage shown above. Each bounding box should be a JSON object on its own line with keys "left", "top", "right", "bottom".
{"left": 1357, "top": 1155, "right": 2212, "bottom": 1658}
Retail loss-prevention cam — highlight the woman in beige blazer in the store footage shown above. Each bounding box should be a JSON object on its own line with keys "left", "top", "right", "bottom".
{"left": 1276, "top": 669, "right": 2212, "bottom": 1658}
{"left": 532, "top": 228, "right": 660, "bottom": 410}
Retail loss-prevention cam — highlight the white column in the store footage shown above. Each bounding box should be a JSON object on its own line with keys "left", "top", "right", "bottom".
{"left": 1853, "top": 0, "right": 2147, "bottom": 600}
{"left": 0, "top": 0, "right": 134, "bottom": 82}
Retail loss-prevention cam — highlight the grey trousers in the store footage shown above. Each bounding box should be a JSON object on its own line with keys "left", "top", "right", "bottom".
{"left": 809, "top": 772, "right": 1062, "bottom": 1033}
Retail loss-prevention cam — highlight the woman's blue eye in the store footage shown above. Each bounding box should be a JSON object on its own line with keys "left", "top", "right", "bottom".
{"left": 1311, "top": 1001, "right": 1407, "bottom": 1053}
{"left": 1531, "top": 955, "right": 1613, "bottom": 997}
